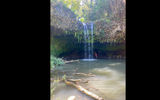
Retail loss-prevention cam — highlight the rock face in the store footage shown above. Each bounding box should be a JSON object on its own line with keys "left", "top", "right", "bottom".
{"left": 94, "top": 20, "right": 125, "bottom": 43}
{"left": 51, "top": 34, "right": 125, "bottom": 59}
{"left": 50, "top": 2, "right": 83, "bottom": 31}
{"left": 50, "top": 1, "right": 125, "bottom": 43}
{"left": 50, "top": 1, "right": 125, "bottom": 58}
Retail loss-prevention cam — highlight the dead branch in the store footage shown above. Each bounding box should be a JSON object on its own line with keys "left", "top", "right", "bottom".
{"left": 73, "top": 73, "right": 95, "bottom": 77}
{"left": 64, "top": 60, "right": 79, "bottom": 64}
{"left": 64, "top": 80, "right": 104, "bottom": 100}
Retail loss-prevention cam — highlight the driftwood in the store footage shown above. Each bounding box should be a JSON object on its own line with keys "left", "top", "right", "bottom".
{"left": 64, "top": 60, "right": 79, "bottom": 64}
{"left": 73, "top": 73, "right": 95, "bottom": 77}
{"left": 67, "top": 96, "right": 76, "bottom": 100}
{"left": 67, "top": 79, "right": 81, "bottom": 82}
{"left": 64, "top": 80, "right": 104, "bottom": 100}
{"left": 68, "top": 79, "right": 89, "bottom": 84}
{"left": 50, "top": 78, "right": 54, "bottom": 82}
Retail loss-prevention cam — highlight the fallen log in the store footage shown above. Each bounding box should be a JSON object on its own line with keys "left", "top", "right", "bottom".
{"left": 64, "top": 80, "right": 104, "bottom": 100}
{"left": 64, "top": 60, "right": 79, "bottom": 64}
{"left": 68, "top": 79, "right": 89, "bottom": 84}
{"left": 67, "top": 79, "right": 82, "bottom": 82}
{"left": 73, "top": 73, "right": 95, "bottom": 77}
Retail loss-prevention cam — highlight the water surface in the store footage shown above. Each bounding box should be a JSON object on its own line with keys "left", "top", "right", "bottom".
{"left": 51, "top": 59, "right": 125, "bottom": 100}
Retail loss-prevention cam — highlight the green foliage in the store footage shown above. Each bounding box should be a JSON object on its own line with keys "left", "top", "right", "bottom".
{"left": 86, "top": 0, "right": 110, "bottom": 21}
{"left": 59, "top": 0, "right": 80, "bottom": 16}
{"left": 52, "top": 0, "right": 90, "bottom": 22}
{"left": 50, "top": 36, "right": 70, "bottom": 56}
{"left": 50, "top": 55, "right": 64, "bottom": 69}
{"left": 105, "top": 44, "right": 125, "bottom": 51}
{"left": 62, "top": 74, "right": 66, "bottom": 80}
{"left": 51, "top": 79, "right": 60, "bottom": 96}
{"left": 79, "top": 17, "right": 85, "bottom": 22}
{"left": 50, "top": 34, "right": 84, "bottom": 57}
{"left": 73, "top": 30, "right": 83, "bottom": 43}
{"left": 106, "top": 18, "right": 110, "bottom": 23}
{"left": 51, "top": 0, "right": 125, "bottom": 44}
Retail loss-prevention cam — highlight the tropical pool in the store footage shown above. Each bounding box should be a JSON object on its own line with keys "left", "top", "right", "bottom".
{"left": 51, "top": 59, "right": 125, "bottom": 100}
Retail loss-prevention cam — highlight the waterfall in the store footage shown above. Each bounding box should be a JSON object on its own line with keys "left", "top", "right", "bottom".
{"left": 83, "top": 23, "right": 87, "bottom": 59}
{"left": 83, "top": 22, "right": 94, "bottom": 60}
{"left": 91, "top": 22, "right": 94, "bottom": 59}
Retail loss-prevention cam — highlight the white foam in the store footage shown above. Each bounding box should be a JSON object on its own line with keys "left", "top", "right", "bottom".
{"left": 82, "top": 59, "right": 97, "bottom": 61}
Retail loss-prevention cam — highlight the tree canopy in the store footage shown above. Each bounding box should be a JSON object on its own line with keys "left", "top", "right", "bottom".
{"left": 51, "top": 0, "right": 126, "bottom": 43}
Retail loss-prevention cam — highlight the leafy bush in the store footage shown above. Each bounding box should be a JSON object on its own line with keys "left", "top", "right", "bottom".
{"left": 50, "top": 55, "right": 64, "bottom": 69}
{"left": 79, "top": 17, "right": 85, "bottom": 22}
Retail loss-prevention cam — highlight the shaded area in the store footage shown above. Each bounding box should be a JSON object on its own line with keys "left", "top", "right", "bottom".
{"left": 51, "top": 34, "right": 125, "bottom": 59}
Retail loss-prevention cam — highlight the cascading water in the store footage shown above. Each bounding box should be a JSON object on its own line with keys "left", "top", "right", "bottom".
{"left": 83, "top": 22, "right": 95, "bottom": 61}
{"left": 83, "top": 23, "right": 87, "bottom": 59}
{"left": 91, "top": 22, "right": 94, "bottom": 59}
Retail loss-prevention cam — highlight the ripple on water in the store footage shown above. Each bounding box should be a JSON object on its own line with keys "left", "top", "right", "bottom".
{"left": 81, "top": 59, "right": 97, "bottom": 61}
{"left": 85, "top": 67, "right": 126, "bottom": 100}
{"left": 51, "top": 60, "right": 125, "bottom": 100}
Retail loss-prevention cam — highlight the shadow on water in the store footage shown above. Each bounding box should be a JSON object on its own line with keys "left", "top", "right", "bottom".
{"left": 51, "top": 59, "right": 125, "bottom": 100}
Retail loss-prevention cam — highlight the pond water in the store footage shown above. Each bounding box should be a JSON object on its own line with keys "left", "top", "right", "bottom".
{"left": 51, "top": 59, "right": 125, "bottom": 100}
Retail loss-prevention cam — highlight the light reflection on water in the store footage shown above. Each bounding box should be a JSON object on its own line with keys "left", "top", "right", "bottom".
{"left": 51, "top": 59, "right": 125, "bottom": 100}
{"left": 82, "top": 59, "right": 97, "bottom": 61}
